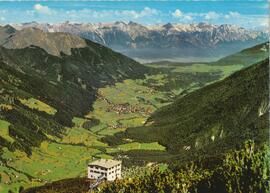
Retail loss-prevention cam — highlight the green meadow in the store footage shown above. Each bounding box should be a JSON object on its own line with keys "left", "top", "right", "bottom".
{"left": 18, "top": 98, "right": 57, "bottom": 115}
{"left": 0, "top": 120, "right": 14, "bottom": 143}
{"left": 146, "top": 63, "right": 243, "bottom": 79}
{"left": 85, "top": 79, "right": 169, "bottom": 137}
{"left": 106, "top": 142, "right": 166, "bottom": 154}
{"left": 171, "top": 64, "right": 243, "bottom": 78}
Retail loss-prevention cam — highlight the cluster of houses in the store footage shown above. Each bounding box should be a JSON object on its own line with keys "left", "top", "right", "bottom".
{"left": 108, "top": 102, "right": 145, "bottom": 115}
{"left": 97, "top": 93, "right": 151, "bottom": 115}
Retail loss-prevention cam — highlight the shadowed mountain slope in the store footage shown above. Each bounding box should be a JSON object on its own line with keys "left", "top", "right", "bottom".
{"left": 0, "top": 31, "right": 150, "bottom": 154}
{"left": 0, "top": 37, "right": 149, "bottom": 114}
{"left": 105, "top": 58, "right": 269, "bottom": 162}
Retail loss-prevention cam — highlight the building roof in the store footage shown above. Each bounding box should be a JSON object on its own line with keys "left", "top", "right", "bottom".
{"left": 88, "top": 159, "right": 121, "bottom": 169}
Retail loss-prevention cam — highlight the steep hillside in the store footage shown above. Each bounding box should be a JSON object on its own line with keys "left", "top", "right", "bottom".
{"left": 0, "top": 31, "right": 150, "bottom": 155}
{"left": 212, "top": 42, "right": 269, "bottom": 66}
{"left": 105, "top": 58, "right": 269, "bottom": 162}
{"left": 98, "top": 141, "right": 269, "bottom": 193}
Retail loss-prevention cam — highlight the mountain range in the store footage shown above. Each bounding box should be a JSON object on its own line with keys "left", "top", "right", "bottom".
{"left": 9, "top": 21, "right": 268, "bottom": 61}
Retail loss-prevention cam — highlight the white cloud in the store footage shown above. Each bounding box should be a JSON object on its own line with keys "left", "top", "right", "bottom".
{"left": 259, "top": 17, "right": 268, "bottom": 27}
{"left": 120, "top": 7, "right": 159, "bottom": 19}
{"left": 140, "top": 7, "right": 159, "bottom": 17}
{"left": 0, "top": 4, "right": 266, "bottom": 30}
{"left": 63, "top": 7, "right": 159, "bottom": 21}
{"left": 172, "top": 9, "right": 183, "bottom": 18}
{"left": 172, "top": 9, "right": 193, "bottom": 22}
{"left": 0, "top": 17, "right": 5, "bottom": 21}
{"left": 204, "top": 11, "right": 220, "bottom": 20}
{"left": 224, "top": 11, "right": 241, "bottom": 19}
{"left": 34, "top": 4, "right": 52, "bottom": 15}
{"left": 185, "top": 15, "right": 193, "bottom": 20}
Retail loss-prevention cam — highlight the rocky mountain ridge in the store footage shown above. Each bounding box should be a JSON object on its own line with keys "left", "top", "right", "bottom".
{"left": 9, "top": 21, "right": 268, "bottom": 60}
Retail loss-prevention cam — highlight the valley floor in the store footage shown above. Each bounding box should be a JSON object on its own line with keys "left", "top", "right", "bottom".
{"left": 0, "top": 61, "right": 248, "bottom": 192}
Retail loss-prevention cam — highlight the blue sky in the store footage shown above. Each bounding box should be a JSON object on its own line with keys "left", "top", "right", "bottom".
{"left": 0, "top": 1, "right": 268, "bottom": 29}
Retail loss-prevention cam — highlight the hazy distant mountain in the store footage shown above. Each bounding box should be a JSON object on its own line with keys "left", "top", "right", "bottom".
{"left": 10, "top": 21, "right": 268, "bottom": 61}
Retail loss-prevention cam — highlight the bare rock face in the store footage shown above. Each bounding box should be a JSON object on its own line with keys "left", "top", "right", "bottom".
{"left": 2, "top": 27, "right": 87, "bottom": 56}
{"left": 10, "top": 21, "right": 268, "bottom": 59}
{"left": 0, "top": 25, "right": 16, "bottom": 45}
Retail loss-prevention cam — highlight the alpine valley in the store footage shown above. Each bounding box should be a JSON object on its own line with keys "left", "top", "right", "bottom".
{"left": 0, "top": 22, "right": 269, "bottom": 193}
